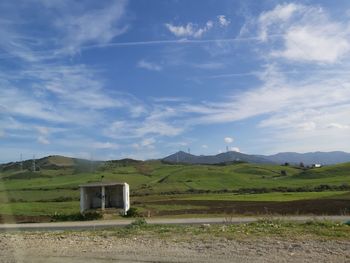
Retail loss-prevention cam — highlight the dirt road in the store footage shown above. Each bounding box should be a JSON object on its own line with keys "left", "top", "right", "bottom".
{"left": 0, "top": 215, "right": 350, "bottom": 231}
{"left": 1, "top": 231, "right": 349, "bottom": 263}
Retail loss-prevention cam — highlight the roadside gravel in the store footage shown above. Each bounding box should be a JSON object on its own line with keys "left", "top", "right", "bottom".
{"left": 1, "top": 231, "right": 349, "bottom": 262}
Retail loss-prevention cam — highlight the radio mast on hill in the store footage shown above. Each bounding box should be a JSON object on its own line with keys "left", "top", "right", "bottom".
{"left": 20, "top": 153, "right": 23, "bottom": 171}
{"left": 90, "top": 153, "right": 94, "bottom": 173}
{"left": 32, "top": 155, "right": 36, "bottom": 172}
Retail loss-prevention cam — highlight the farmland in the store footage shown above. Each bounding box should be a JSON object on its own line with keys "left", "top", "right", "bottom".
{"left": 0, "top": 156, "right": 350, "bottom": 221}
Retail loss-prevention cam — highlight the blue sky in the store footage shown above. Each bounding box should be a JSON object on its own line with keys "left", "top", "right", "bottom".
{"left": 1, "top": 0, "right": 350, "bottom": 162}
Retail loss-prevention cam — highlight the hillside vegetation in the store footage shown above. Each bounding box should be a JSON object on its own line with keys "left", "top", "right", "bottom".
{"left": 0, "top": 156, "right": 350, "bottom": 219}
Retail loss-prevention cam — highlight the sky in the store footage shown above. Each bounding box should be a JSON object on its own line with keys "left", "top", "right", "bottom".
{"left": 1, "top": 0, "right": 350, "bottom": 162}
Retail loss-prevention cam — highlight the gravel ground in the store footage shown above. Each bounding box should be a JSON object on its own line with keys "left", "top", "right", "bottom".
{"left": 0, "top": 231, "right": 350, "bottom": 263}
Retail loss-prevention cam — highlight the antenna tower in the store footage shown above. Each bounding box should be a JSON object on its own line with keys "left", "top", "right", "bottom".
{"left": 90, "top": 153, "right": 94, "bottom": 173}
{"left": 32, "top": 155, "right": 36, "bottom": 172}
{"left": 20, "top": 153, "right": 23, "bottom": 171}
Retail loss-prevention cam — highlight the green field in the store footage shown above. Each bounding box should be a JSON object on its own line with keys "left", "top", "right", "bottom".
{"left": 0, "top": 157, "right": 350, "bottom": 219}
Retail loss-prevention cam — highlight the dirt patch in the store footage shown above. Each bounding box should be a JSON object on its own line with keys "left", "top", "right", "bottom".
{"left": 0, "top": 215, "right": 51, "bottom": 224}
{"left": 145, "top": 199, "right": 350, "bottom": 216}
{"left": 0, "top": 231, "right": 349, "bottom": 263}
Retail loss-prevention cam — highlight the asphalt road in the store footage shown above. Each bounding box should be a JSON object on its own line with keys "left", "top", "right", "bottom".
{"left": 1, "top": 215, "right": 350, "bottom": 231}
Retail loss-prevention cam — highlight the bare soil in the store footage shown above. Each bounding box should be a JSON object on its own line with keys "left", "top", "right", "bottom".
{"left": 0, "top": 231, "right": 349, "bottom": 263}
{"left": 147, "top": 199, "right": 350, "bottom": 216}
{"left": 0, "top": 215, "right": 50, "bottom": 224}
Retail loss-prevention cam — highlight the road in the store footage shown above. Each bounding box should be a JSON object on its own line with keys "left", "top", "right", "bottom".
{"left": 0, "top": 215, "right": 350, "bottom": 231}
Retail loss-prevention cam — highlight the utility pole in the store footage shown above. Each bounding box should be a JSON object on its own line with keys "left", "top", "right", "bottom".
{"left": 32, "top": 155, "right": 36, "bottom": 172}
{"left": 20, "top": 153, "right": 23, "bottom": 171}
{"left": 226, "top": 146, "right": 229, "bottom": 152}
{"left": 90, "top": 153, "right": 94, "bottom": 173}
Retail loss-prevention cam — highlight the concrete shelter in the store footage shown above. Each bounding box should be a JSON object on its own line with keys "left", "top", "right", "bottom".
{"left": 79, "top": 182, "right": 130, "bottom": 215}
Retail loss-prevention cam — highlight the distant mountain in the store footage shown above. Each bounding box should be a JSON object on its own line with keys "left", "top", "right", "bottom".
{"left": 0, "top": 155, "right": 104, "bottom": 172}
{"left": 162, "top": 151, "right": 274, "bottom": 165}
{"left": 163, "top": 151, "right": 350, "bottom": 165}
{"left": 2, "top": 151, "right": 350, "bottom": 171}
{"left": 264, "top": 151, "right": 350, "bottom": 165}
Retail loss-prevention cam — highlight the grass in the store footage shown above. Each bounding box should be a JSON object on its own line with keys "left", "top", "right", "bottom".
{"left": 138, "top": 191, "right": 349, "bottom": 202}
{"left": 1, "top": 160, "right": 350, "bottom": 217}
{"left": 0, "top": 201, "right": 79, "bottom": 216}
{"left": 88, "top": 219, "right": 350, "bottom": 240}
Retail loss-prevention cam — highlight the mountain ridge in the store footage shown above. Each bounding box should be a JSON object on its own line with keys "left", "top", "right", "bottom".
{"left": 162, "top": 151, "right": 350, "bottom": 165}
{"left": 2, "top": 151, "right": 350, "bottom": 170}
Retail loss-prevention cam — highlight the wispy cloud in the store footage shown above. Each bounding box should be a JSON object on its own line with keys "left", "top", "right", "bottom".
{"left": 92, "top": 141, "right": 119, "bottom": 150}
{"left": 37, "top": 136, "right": 50, "bottom": 145}
{"left": 137, "top": 59, "right": 162, "bottom": 71}
{"left": 248, "top": 3, "right": 350, "bottom": 63}
{"left": 193, "top": 62, "right": 224, "bottom": 70}
{"left": 165, "top": 20, "right": 213, "bottom": 38}
{"left": 224, "top": 137, "right": 234, "bottom": 144}
{"left": 54, "top": 0, "right": 128, "bottom": 54}
{"left": 217, "top": 15, "right": 230, "bottom": 27}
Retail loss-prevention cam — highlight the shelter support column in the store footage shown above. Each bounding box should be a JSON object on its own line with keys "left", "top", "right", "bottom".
{"left": 80, "top": 187, "right": 86, "bottom": 213}
{"left": 123, "top": 183, "right": 130, "bottom": 215}
{"left": 101, "top": 186, "right": 105, "bottom": 210}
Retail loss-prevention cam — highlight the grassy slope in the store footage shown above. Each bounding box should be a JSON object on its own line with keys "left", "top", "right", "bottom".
{"left": 0, "top": 160, "right": 350, "bottom": 216}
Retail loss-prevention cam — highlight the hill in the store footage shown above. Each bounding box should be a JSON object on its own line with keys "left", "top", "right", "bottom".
{"left": 264, "top": 151, "right": 350, "bottom": 165}
{"left": 163, "top": 151, "right": 274, "bottom": 164}
{"left": 0, "top": 155, "right": 105, "bottom": 172}
{"left": 163, "top": 151, "right": 350, "bottom": 165}
{"left": 1, "top": 156, "right": 350, "bottom": 220}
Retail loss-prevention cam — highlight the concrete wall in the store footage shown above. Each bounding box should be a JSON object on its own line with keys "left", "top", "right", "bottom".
{"left": 80, "top": 184, "right": 129, "bottom": 213}
{"left": 106, "top": 185, "right": 123, "bottom": 208}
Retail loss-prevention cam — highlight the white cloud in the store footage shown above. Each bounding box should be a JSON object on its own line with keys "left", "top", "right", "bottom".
{"left": 55, "top": 0, "right": 128, "bottom": 54}
{"left": 0, "top": 22, "right": 42, "bottom": 62}
{"left": 92, "top": 142, "right": 119, "bottom": 149}
{"left": 230, "top": 147, "right": 240, "bottom": 152}
{"left": 201, "top": 144, "right": 208, "bottom": 149}
{"left": 142, "top": 137, "right": 156, "bottom": 147}
{"left": 272, "top": 25, "right": 350, "bottom": 63}
{"left": 327, "top": 123, "right": 350, "bottom": 129}
{"left": 132, "top": 137, "right": 157, "bottom": 149}
{"left": 165, "top": 20, "right": 213, "bottom": 38}
{"left": 258, "top": 3, "right": 303, "bottom": 41}
{"left": 255, "top": 3, "right": 350, "bottom": 63}
{"left": 37, "top": 136, "right": 50, "bottom": 145}
{"left": 37, "top": 126, "right": 50, "bottom": 135}
{"left": 224, "top": 137, "right": 234, "bottom": 144}
{"left": 104, "top": 105, "right": 185, "bottom": 139}
{"left": 217, "top": 15, "right": 230, "bottom": 27}
{"left": 137, "top": 60, "right": 162, "bottom": 71}
{"left": 193, "top": 62, "right": 224, "bottom": 70}
{"left": 0, "top": 64, "right": 145, "bottom": 127}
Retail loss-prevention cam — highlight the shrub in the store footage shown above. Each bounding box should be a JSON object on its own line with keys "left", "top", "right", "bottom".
{"left": 51, "top": 212, "right": 102, "bottom": 222}
{"left": 123, "top": 207, "right": 141, "bottom": 218}
{"left": 127, "top": 218, "right": 147, "bottom": 228}
{"left": 280, "top": 170, "right": 287, "bottom": 176}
